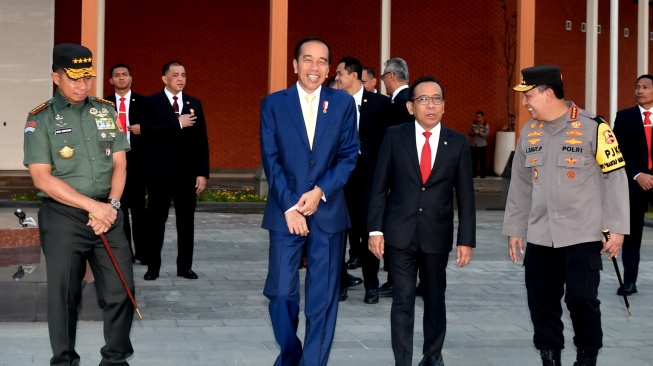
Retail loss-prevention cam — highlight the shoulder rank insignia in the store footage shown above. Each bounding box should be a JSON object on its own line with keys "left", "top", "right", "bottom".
{"left": 29, "top": 103, "right": 50, "bottom": 115}
{"left": 569, "top": 105, "right": 579, "bottom": 120}
{"left": 595, "top": 121, "right": 625, "bottom": 173}
{"left": 95, "top": 97, "right": 115, "bottom": 107}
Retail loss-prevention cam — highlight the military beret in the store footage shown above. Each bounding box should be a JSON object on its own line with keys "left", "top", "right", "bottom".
{"left": 513, "top": 65, "right": 562, "bottom": 92}
{"left": 53, "top": 43, "right": 96, "bottom": 80}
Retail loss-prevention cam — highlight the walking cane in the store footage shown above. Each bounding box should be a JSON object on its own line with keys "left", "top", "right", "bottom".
{"left": 602, "top": 229, "right": 631, "bottom": 316}
{"left": 90, "top": 213, "right": 143, "bottom": 320}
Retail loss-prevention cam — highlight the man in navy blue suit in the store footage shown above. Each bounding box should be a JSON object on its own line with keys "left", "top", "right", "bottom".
{"left": 260, "top": 37, "right": 359, "bottom": 366}
{"left": 612, "top": 74, "right": 653, "bottom": 296}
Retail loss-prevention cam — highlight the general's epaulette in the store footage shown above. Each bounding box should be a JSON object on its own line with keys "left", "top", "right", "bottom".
{"left": 94, "top": 97, "right": 115, "bottom": 107}
{"left": 28, "top": 103, "right": 50, "bottom": 115}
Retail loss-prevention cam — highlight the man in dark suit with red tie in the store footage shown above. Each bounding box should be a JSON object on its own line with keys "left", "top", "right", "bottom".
{"left": 105, "top": 63, "right": 147, "bottom": 264}
{"left": 368, "top": 76, "right": 476, "bottom": 366}
{"left": 140, "top": 61, "right": 209, "bottom": 281}
{"left": 335, "top": 56, "right": 393, "bottom": 304}
{"left": 260, "top": 37, "right": 359, "bottom": 366}
{"left": 611, "top": 74, "right": 653, "bottom": 296}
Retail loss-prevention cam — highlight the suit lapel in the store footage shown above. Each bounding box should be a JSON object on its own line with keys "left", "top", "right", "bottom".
{"left": 431, "top": 126, "right": 450, "bottom": 180}
{"left": 400, "top": 123, "right": 421, "bottom": 180}
{"left": 283, "top": 86, "right": 311, "bottom": 150}
{"left": 359, "top": 90, "right": 371, "bottom": 135}
{"left": 312, "top": 87, "right": 330, "bottom": 150}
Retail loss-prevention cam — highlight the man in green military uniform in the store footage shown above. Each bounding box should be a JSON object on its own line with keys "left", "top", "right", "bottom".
{"left": 23, "top": 43, "right": 134, "bottom": 366}
{"left": 503, "top": 65, "right": 629, "bottom": 366}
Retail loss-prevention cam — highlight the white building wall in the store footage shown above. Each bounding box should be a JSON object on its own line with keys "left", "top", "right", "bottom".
{"left": 0, "top": 0, "right": 53, "bottom": 170}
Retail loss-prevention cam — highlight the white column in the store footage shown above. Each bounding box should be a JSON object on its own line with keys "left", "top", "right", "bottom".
{"left": 637, "top": 0, "right": 649, "bottom": 76}
{"left": 585, "top": 0, "right": 598, "bottom": 113}
{"left": 380, "top": 0, "right": 391, "bottom": 95}
{"left": 608, "top": 0, "right": 619, "bottom": 125}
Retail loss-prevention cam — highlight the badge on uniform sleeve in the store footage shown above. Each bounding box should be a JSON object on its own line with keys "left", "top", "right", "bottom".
{"left": 596, "top": 122, "right": 625, "bottom": 173}
{"left": 59, "top": 146, "right": 74, "bottom": 159}
{"left": 106, "top": 147, "right": 111, "bottom": 156}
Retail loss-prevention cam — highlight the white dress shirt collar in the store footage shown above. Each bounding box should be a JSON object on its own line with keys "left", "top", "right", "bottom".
{"left": 415, "top": 121, "right": 442, "bottom": 169}
{"left": 392, "top": 84, "right": 409, "bottom": 101}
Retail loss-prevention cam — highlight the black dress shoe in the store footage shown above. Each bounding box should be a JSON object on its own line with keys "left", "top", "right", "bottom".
{"left": 346, "top": 257, "right": 362, "bottom": 269}
{"left": 378, "top": 282, "right": 393, "bottom": 297}
{"left": 540, "top": 349, "right": 561, "bottom": 366}
{"left": 418, "top": 354, "right": 444, "bottom": 366}
{"left": 177, "top": 269, "right": 199, "bottom": 279}
{"left": 339, "top": 287, "right": 348, "bottom": 301}
{"left": 144, "top": 270, "right": 159, "bottom": 281}
{"left": 617, "top": 283, "right": 637, "bottom": 296}
{"left": 364, "top": 288, "right": 379, "bottom": 304}
{"left": 347, "top": 273, "right": 362, "bottom": 287}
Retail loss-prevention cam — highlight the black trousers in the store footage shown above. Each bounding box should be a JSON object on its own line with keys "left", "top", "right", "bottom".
{"left": 387, "top": 240, "right": 449, "bottom": 366}
{"left": 39, "top": 198, "right": 134, "bottom": 366}
{"left": 471, "top": 145, "right": 487, "bottom": 178}
{"left": 622, "top": 180, "right": 653, "bottom": 284}
{"left": 524, "top": 242, "right": 603, "bottom": 352}
{"left": 146, "top": 174, "right": 197, "bottom": 272}
{"left": 121, "top": 168, "right": 147, "bottom": 262}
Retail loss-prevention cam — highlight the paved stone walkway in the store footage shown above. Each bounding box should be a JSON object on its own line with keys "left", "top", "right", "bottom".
{"left": 1, "top": 210, "right": 651, "bottom": 365}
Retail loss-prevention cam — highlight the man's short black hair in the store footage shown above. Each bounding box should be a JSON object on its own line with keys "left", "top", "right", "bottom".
{"left": 109, "top": 63, "right": 131, "bottom": 76}
{"left": 294, "top": 37, "right": 332, "bottom": 65}
{"left": 362, "top": 66, "right": 375, "bottom": 78}
{"left": 537, "top": 82, "right": 564, "bottom": 99}
{"left": 338, "top": 56, "right": 362, "bottom": 81}
{"left": 476, "top": 111, "right": 484, "bottom": 116}
{"left": 162, "top": 61, "right": 183, "bottom": 76}
{"left": 636, "top": 74, "right": 653, "bottom": 84}
{"left": 408, "top": 76, "right": 445, "bottom": 101}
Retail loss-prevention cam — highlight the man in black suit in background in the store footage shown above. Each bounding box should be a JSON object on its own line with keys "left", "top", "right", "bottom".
{"left": 381, "top": 57, "right": 413, "bottom": 126}
{"left": 105, "top": 63, "right": 147, "bottom": 264}
{"left": 368, "top": 76, "right": 476, "bottom": 366}
{"left": 335, "top": 56, "right": 393, "bottom": 304}
{"left": 141, "top": 61, "right": 209, "bottom": 280}
{"left": 612, "top": 74, "right": 653, "bottom": 296}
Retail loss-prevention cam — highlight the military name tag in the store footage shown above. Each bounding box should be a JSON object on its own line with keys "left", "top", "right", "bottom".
{"left": 55, "top": 128, "right": 72, "bottom": 135}
{"left": 95, "top": 117, "right": 116, "bottom": 130}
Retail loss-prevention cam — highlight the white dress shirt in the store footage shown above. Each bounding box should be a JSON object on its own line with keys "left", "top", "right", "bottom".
{"left": 114, "top": 90, "right": 132, "bottom": 142}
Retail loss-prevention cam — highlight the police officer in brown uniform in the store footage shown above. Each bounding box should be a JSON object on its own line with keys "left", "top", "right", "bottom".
{"left": 23, "top": 44, "right": 134, "bottom": 366}
{"left": 503, "top": 66, "right": 629, "bottom": 366}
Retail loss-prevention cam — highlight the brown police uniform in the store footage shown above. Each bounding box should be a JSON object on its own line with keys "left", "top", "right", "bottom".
{"left": 502, "top": 65, "right": 629, "bottom": 364}
{"left": 23, "top": 44, "right": 134, "bottom": 366}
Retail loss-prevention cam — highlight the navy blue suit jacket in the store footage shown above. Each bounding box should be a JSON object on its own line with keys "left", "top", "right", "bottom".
{"left": 260, "top": 85, "right": 359, "bottom": 234}
{"left": 367, "top": 122, "right": 476, "bottom": 253}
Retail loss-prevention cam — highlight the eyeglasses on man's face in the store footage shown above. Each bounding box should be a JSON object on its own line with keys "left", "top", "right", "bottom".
{"left": 380, "top": 71, "right": 392, "bottom": 81}
{"left": 412, "top": 95, "right": 444, "bottom": 105}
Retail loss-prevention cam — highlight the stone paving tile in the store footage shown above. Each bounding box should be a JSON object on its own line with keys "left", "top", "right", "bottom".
{"left": 1, "top": 210, "right": 652, "bottom": 365}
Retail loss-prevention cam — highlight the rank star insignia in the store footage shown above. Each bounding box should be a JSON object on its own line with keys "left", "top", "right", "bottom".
{"left": 530, "top": 122, "right": 536, "bottom": 128}
{"left": 529, "top": 157, "right": 538, "bottom": 164}
{"left": 59, "top": 146, "right": 74, "bottom": 159}
{"left": 564, "top": 137, "right": 583, "bottom": 145}
{"left": 528, "top": 138, "right": 541, "bottom": 145}
{"left": 539, "top": 123, "right": 544, "bottom": 128}
{"left": 569, "top": 105, "right": 578, "bottom": 120}
{"left": 528, "top": 131, "right": 544, "bottom": 137}
{"left": 567, "top": 170, "right": 576, "bottom": 179}
{"left": 571, "top": 121, "right": 582, "bottom": 128}
{"left": 566, "top": 130, "right": 584, "bottom": 136}
{"left": 566, "top": 158, "right": 578, "bottom": 165}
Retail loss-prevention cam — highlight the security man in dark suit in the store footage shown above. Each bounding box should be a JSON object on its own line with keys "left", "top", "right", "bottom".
{"left": 381, "top": 57, "right": 413, "bottom": 126}
{"left": 141, "top": 61, "right": 210, "bottom": 281}
{"left": 335, "top": 56, "right": 393, "bottom": 304}
{"left": 24, "top": 43, "right": 134, "bottom": 366}
{"left": 106, "top": 63, "right": 147, "bottom": 264}
{"left": 368, "top": 76, "right": 476, "bottom": 366}
{"left": 612, "top": 74, "right": 653, "bottom": 297}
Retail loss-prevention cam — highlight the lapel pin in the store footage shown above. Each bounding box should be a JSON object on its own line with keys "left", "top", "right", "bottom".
{"left": 323, "top": 101, "right": 329, "bottom": 113}
{"left": 363, "top": 99, "right": 367, "bottom": 103}
{"left": 444, "top": 141, "right": 448, "bottom": 145}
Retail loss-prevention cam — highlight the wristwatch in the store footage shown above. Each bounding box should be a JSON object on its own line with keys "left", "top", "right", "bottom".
{"left": 109, "top": 198, "right": 121, "bottom": 211}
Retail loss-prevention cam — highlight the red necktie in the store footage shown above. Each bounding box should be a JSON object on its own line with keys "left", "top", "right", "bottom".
{"left": 645, "top": 111, "right": 652, "bottom": 169}
{"left": 118, "top": 97, "right": 127, "bottom": 135}
{"left": 420, "top": 131, "right": 432, "bottom": 184}
{"left": 172, "top": 96, "right": 180, "bottom": 117}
